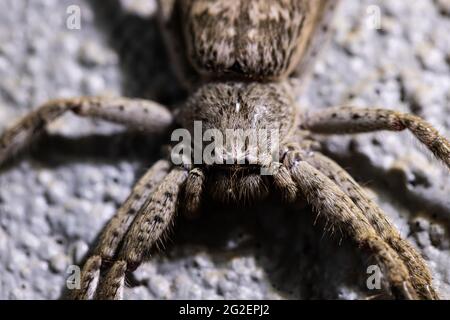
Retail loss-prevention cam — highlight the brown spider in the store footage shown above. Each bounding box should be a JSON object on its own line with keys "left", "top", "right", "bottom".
{"left": 0, "top": 0, "right": 449, "bottom": 300}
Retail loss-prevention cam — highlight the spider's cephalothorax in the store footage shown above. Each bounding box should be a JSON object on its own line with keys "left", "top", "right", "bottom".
{"left": 0, "top": 0, "right": 449, "bottom": 300}
{"left": 177, "top": 81, "right": 299, "bottom": 204}
{"left": 179, "top": 82, "right": 296, "bottom": 139}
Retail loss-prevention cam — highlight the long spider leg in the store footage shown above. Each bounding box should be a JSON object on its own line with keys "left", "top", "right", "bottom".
{"left": 0, "top": 96, "right": 173, "bottom": 165}
{"left": 304, "top": 151, "right": 439, "bottom": 299}
{"left": 70, "top": 159, "right": 170, "bottom": 299}
{"left": 95, "top": 167, "right": 188, "bottom": 300}
{"left": 284, "top": 149, "right": 418, "bottom": 299}
{"left": 301, "top": 107, "right": 450, "bottom": 169}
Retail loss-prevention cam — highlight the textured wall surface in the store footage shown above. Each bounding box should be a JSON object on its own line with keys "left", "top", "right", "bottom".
{"left": 0, "top": 0, "right": 449, "bottom": 299}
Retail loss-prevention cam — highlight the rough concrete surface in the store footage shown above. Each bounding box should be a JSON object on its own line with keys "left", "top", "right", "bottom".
{"left": 0, "top": 0, "right": 449, "bottom": 300}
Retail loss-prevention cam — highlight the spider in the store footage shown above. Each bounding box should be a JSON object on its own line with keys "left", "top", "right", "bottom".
{"left": 0, "top": 0, "right": 449, "bottom": 300}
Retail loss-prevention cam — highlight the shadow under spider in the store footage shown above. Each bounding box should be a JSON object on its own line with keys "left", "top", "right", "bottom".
{"left": 86, "top": 0, "right": 185, "bottom": 105}
{"left": 165, "top": 200, "right": 370, "bottom": 299}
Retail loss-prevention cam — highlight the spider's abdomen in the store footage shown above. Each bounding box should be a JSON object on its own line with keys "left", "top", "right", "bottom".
{"left": 179, "top": 0, "right": 334, "bottom": 80}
